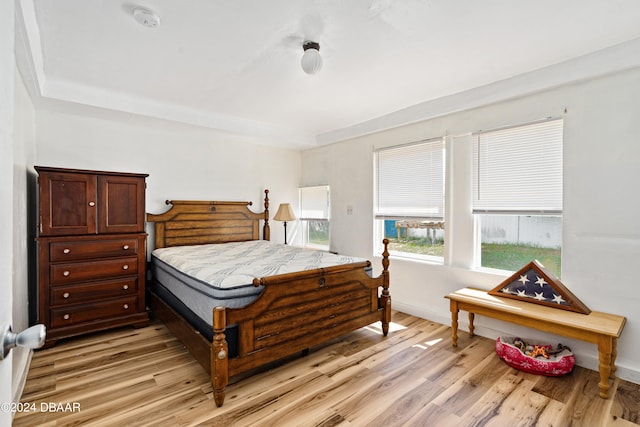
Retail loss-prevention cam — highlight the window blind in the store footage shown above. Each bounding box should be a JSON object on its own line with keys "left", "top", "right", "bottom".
{"left": 472, "top": 119, "right": 563, "bottom": 214}
{"left": 375, "top": 138, "right": 444, "bottom": 219}
{"left": 299, "top": 185, "right": 330, "bottom": 220}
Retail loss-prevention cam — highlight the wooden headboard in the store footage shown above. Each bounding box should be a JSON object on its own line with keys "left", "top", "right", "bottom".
{"left": 147, "top": 189, "right": 270, "bottom": 249}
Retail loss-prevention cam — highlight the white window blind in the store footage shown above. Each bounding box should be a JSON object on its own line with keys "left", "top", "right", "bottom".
{"left": 375, "top": 138, "right": 444, "bottom": 219}
{"left": 472, "top": 119, "right": 563, "bottom": 214}
{"left": 300, "top": 185, "right": 329, "bottom": 220}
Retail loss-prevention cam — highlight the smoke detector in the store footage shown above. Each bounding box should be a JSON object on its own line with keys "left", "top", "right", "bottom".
{"left": 132, "top": 7, "right": 160, "bottom": 28}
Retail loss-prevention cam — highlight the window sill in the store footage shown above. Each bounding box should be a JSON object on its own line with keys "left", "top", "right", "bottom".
{"left": 386, "top": 251, "right": 444, "bottom": 266}
{"left": 469, "top": 265, "right": 515, "bottom": 281}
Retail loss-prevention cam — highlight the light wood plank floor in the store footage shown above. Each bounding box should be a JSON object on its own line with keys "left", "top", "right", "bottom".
{"left": 14, "top": 312, "right": 640, "bottom": 426}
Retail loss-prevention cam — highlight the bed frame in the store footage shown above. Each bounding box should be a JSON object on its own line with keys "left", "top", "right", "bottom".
{"left": 146, "top": 190, "right": 391, "bottom": 407}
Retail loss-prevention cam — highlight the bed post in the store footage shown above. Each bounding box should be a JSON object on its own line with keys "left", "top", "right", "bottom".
{"left": 380, "top": 238, "right": 391, "bottom": 336}
{"left": 212, "top": 306, "right": 229, "bottom": 407}
{"left": 263, "top": 189, "right": 270, "bottom": 241}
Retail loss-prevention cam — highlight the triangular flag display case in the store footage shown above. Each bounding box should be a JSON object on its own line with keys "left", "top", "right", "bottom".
{"left": 488, "top": 260, "right": 591, "bottom": 314}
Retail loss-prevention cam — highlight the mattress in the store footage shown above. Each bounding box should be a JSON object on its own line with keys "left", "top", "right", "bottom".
{"left": 151, "top": 240, "right": 371, "bottom": 333}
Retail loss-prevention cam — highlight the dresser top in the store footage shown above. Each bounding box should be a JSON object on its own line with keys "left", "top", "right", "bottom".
{"left": 35, "top": 165, "right": 149, "bottom": 178}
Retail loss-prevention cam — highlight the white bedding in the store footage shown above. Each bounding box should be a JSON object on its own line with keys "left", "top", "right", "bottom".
{"left": 152, "top": 240, "right": 369, "bottom": 289}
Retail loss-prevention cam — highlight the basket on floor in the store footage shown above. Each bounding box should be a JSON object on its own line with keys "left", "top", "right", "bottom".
{"left": 495, "top": 336, "right": 575, "bottom": 376}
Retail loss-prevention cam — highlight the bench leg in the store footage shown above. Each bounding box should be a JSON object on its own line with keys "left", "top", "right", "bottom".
{"left": 468, "top": 312, "right": 475, "bottom": 337}
{"left": 450, "top": 301, "right": 459, "bottom": 347}
{"left": 611, "top": 337, "right": 618, "bottom": 379}
{"left": 597, "top": 335, "right": 613, "bottom": 399}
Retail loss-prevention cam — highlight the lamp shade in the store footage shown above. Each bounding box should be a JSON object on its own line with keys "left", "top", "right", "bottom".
{"left": 301, "top": 41, "right": 323, "bottom": 75}
{"left": 274, "top": 203, "right": 296, "bottom": 222}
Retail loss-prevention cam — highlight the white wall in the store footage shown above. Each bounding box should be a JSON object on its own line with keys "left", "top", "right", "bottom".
{"left": 11, "top": 59, "right": 37, "bottom": 406}
{"left": 13, "top": 65, "right": 36, "bottom": 332}
{"left": 34, "top": 106, "right": 302, "bottom": 247}
{"left": 301, "top": 67, "right": 640, "bottom": 384}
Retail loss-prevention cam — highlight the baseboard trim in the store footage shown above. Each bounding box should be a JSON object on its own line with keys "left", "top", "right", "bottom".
{"left": 12, "top": 347, "right": 33, "bottom": 406}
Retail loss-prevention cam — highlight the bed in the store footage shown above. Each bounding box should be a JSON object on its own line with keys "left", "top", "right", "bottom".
{"left": 146, "top": 190, "right": 391, "bottom": 407}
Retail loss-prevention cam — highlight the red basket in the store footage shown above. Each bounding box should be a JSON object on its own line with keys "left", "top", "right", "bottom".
{"left": 495, "top": 337, "right": 575, "bottom": 376}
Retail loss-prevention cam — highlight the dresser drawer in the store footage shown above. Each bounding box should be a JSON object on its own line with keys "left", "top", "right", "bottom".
{"left": 50, "top": 278, "right": 138, "bottom": 306}
{"left": 50, "top": 297, "right": 138, "bottom": 328}
{"left": 50, "top": 257, "right": 139, "bottom": 284}
{"left": 50, "top": 238, "right": 139, "bottom": 262}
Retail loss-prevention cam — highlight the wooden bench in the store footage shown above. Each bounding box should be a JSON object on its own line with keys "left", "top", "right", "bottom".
{"left": 445, "top": 287, "right": 626, "bottom": 399}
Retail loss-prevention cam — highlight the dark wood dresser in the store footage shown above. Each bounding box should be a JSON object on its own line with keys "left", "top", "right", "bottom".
{"left": 35, "top": 166, "right": 149, "bottom": 346}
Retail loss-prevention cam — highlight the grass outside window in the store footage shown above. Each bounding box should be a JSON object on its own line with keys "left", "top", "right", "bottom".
{"left": 387, "top": 238, "right": 561, "bottom": 277}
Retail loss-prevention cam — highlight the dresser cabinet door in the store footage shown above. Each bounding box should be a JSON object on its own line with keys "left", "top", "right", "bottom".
{"left": 38, "top": 171, "right": 97, "bottom": 236}
{"left": 98, "top": 174, "right": 146, "bottom": 233}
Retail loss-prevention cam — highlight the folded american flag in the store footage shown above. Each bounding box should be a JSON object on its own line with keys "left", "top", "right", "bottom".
{"left": 488, "top": 260, "right": 591, "bottom": 314}
{"left": 499, "top": 267, "right": 568, "bottom": 306}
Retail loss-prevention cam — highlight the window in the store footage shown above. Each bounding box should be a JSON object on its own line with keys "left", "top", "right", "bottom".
{"left": 473, "top": 119, "right": 563, "bottom": 276}
{"left": 300, "top": 185, "right": 330, "bottom": 249}
{"left": 374, "top": 138, "right": 445, "bottom": 260}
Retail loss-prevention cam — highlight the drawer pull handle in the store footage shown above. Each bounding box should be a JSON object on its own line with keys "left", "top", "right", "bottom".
{"left": 63, "top": 271, "right": 70, "bottom": 277}
{"left": 122, "top": 265, "right": 129, "bottom": 270}
{"left": 123, "top": 285, "right": 129, "bottom": 290}
{"left": 63, "top": 248, "right": 70, "bottom": 254}
{"left": 63, "top": 292, "right": 70, "bottom": 299}
{"left": 123, "top": 304, "right": 129, "bottom": 310}
{"left": 63, "top": 314, "right": 70, "bottom": 320}
{"left": 123, "top": 245, "right": 130, "bottom": 250}
{"left": 88, "top": 201, "right": 95, "bottom": 207}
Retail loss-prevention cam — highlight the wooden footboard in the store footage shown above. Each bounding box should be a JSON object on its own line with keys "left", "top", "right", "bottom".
{"left": 211, "top": 240, "right": 390, "bottom": 407}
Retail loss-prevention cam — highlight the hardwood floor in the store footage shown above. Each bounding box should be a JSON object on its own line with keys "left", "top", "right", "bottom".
{"left": 14, "top": 311, "right": 640, "bottom": 426}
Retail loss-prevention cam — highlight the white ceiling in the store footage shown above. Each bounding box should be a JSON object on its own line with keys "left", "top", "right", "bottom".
{"left": 17, "top": 0, "right": 640, "bottom": 149}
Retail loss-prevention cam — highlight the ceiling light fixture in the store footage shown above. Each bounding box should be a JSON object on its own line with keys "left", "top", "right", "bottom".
{"left": 301, "top": 41, "right": 323, "bottom": 75}
{"left": 132, "top": 7, "right": 161, "bottom": 28}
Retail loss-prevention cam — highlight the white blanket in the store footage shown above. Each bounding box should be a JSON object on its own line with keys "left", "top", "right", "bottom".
{"left": 152, "top": 240, "right": 369, "bottom": 289}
